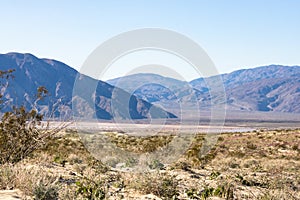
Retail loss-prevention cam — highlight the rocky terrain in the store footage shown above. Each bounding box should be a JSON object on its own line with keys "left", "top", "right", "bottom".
{"left": 0, "top": 128, "right": 299, "bottom": 199}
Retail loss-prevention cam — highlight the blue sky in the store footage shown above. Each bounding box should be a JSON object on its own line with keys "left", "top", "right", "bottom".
{"left": 1, "top": 0, "right": 300, "bottom": 80}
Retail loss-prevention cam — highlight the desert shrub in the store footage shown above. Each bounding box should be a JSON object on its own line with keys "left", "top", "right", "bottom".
{"left": 191, "top": 183, "right": 234, "bottom": 200}
{"left": 0, "top": 164, "right": 15, "bottom": 189}
{"left": 246, "top": 141, "right": 257, "bottom": 150}
{"left": 186, "top": 188, "right": 199, "bottom": 199}
{"left": 125, "top": 157, "right": 138, "bottom": 167}
{"left": 131, "top": 172, "right": 179, "bottom": 199}
{"left": 53, "top": 155, "right": 67, "bottom": 167}
{"left": 228, "top": 160, "right": 240, "bottom": 169}
{"left": 200, "top": 187, "right": 215, "bottom": 199}
{"left": 33, "top": 183, "right": 59, "bottom": 200}
{"left": 229, "top": 150, "right": 246, "bottom": 158}
{"left": 236, "top": 174, "right": 268, "bottom": 188}
{"left": 210, "top": 171, "right": 221, "bottom": 180}
{"left": 75, "top": 178, "right": 105, "bottom": 200}
{"left": 0, "top": 69, "right": 66, "bottom": 164}
{"left": 148, "top": 159, "right": 164, "bottom": 170}
{"left": 0, "top": 105, "right": 47, "bottom": 164}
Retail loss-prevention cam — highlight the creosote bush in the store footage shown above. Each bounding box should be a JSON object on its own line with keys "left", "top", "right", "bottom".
{"left": 0, "top": 69, "right": 62, "bottom": 164}
{"left": 0, "top": 106, "right": 46, "bottom": 164}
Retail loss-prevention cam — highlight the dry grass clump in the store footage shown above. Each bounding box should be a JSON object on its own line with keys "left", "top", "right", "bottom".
{"left": 0, "top": 163, "right": 59, "bottom": 199}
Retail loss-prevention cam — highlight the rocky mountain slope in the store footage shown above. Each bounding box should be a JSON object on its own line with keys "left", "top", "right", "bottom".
{"left": 108, "top": 65, "right": 300, "bottom": 113}
{"left": 0, "top": 53, "right": 176, "bottom": 120}
{"left": 192, "top": 65, "right": 300, "bottom": 112}
{"left": 107, "top": 74, "right": 202, "bottom": 111}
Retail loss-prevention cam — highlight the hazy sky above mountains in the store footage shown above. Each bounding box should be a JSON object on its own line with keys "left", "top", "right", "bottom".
{"left": 1, "top": 0, "right": 300, "bottom": 80}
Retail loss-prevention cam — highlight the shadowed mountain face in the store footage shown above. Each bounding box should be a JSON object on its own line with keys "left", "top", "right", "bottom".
{"left": 108, "top": 65, "right": 300, "bottom": 113}
{"left": 0, "top": 53, "right": 176, "bottom": 120}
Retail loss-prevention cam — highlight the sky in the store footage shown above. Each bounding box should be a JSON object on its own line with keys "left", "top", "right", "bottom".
{"left": 1, "top": 0, "right": 300, "bottom": 80}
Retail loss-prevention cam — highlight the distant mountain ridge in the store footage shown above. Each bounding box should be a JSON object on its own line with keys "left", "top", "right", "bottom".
{"left": 108, "top": 65, "right": 300, "bottom": 113}
{"left": 1, "top": 52, "right": 299, "bottom": 117}
{"left": 191, "top": 65, "right": 300, "bottom": 89}
{"left": 0, "top": 53, "right": 176, "bottom": 120}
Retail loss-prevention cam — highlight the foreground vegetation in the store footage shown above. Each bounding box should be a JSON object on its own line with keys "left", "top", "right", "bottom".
{"left": 0, "top": 128, "right": 299, "bottom": 199}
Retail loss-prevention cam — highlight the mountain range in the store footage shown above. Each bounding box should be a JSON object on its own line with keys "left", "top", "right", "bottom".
{"left": 0, "top": 53, "right": 176, "bottom": 120}
{"left": 1, "top": 52, "right": 300, "bottom": 122}
{"left": 108, "top": 65, "right": 300, "bottom": 113}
